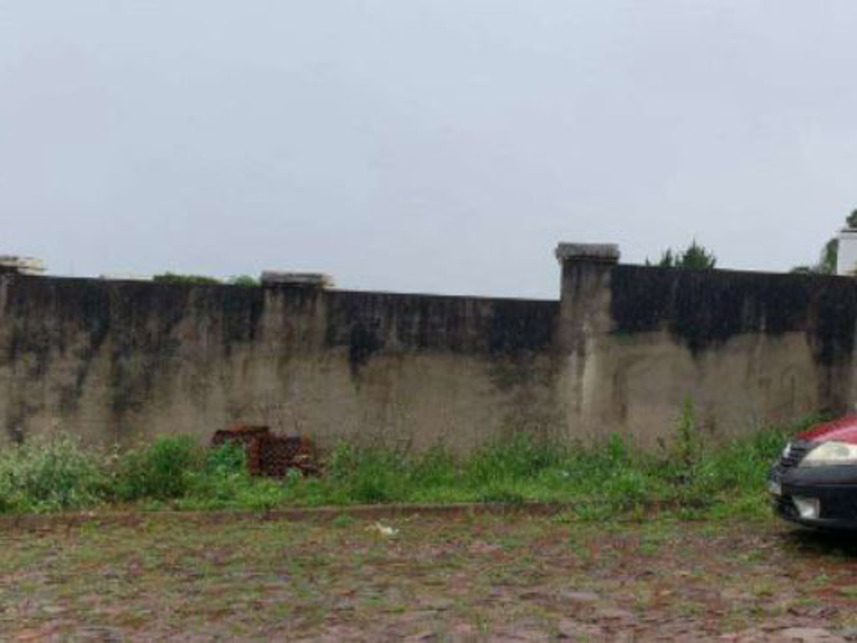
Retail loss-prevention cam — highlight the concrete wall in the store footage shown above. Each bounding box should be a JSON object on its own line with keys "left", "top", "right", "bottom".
{"left": 0, "top": 275, "right": 561, "bottom": 452}
{"left": 559, "top": 257, "right": 857, "bottom": 447}
{"left": 1, "top": 251, "right": 856, "bottom": 452}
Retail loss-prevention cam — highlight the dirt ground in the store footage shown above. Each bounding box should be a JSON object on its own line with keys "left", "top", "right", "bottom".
{"left": 2, "top": 512, "right": 857, "bottom": 641}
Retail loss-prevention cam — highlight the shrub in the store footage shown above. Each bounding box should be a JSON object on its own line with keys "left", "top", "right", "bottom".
{"left": 204, "top": 441, "right": 247, "bottom": 475}
{"left": 465, "top": 433, "right": 564, "bottom": 487}
{"left": 180, "top": 442, "right": 249, "bottom": 503}
{"left": 348, "top": 451, "right": 407, "bottom": 504}
{"left": 114, "top": 436, "right": 203, "bottom": 501}
{"left": 324, "top": 443, "right": 408, "bottom": 504}
{"left": 602, "top": 469, "right": 652, "bottom": 509}
{"left": 408, "top": 446, "right": 458, "bottom": 490}
{"left": 0, "top": 434, "right": 107, "bottom": 512}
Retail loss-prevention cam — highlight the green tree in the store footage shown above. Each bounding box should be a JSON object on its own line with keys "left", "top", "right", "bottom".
{"left": 646, "top": 240, "right": 717, "bottom": 269}
{"left": 228, "top": 275, "right": 260, "bottom": 287}
{"left": 791, "top": 239, "right": 837, "bottom": 275}
{"left": 790, "top": 210, "right": 857, "bottom": 274}
{"left": 817, "top": 238, "right": 838, "bottom": 274}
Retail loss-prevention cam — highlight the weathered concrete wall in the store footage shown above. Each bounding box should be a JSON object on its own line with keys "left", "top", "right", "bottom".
{"left": 0, "top": 275, "right": 562, "bottom": 452}
{"left": 2, "top": 251, "right": 857, "bottom": 452}
{"left": 558, "top": 258, "right": 857, "bottom": 447}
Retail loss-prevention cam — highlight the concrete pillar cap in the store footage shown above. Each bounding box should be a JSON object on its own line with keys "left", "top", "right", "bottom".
{"left": 260, "top": 271, "right": 333, "bottom": 288}
{"left": 0, "top": 256, "right": 45, "bottom": 275}
{"left": 555, "top": 243, "right": 620, "bottom": 264}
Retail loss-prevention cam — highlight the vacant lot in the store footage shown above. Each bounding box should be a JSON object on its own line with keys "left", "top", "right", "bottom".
{"left": 2, "top": 512, "right": 856, "bottom": 641}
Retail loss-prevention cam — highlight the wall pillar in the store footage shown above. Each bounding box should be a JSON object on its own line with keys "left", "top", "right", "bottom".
{"left": 555, "top": 243, "right": 620, "bottom": 440}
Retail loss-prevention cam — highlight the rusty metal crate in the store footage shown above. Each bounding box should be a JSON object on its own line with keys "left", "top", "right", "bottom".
{"left": 212, "top": 424, "right": 318, "bottom": 477}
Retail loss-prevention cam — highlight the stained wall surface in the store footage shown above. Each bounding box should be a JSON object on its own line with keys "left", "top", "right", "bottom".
{"left": 559, "top": 261, "right": 857, "bottom": 447}
{"left": 1, "top": 258, "right": 856, "bottom": 453}
{"left": 0, "top": 275, "right": 561, "bottom": 452}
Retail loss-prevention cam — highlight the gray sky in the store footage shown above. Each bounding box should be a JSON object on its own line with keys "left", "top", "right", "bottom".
{"left": 2, "top": 1, "right": 856, "bottom": 298}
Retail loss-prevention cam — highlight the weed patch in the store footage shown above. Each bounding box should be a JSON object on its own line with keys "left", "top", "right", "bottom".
{"left": 0, "top": 416, "right": 818, "bottom": 517}
{"left": 0, "top": 434, "right": 107, "bottom": 512}
{"left": 114, "top": 436, "right": 203, "bottom": 501}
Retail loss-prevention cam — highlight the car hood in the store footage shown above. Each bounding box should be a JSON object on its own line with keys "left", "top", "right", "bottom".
{"left": 798, "top": 416, "right": 857, "bottom": 445}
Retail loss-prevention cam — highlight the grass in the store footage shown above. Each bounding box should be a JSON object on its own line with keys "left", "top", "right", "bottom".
{"left": 0, "top": 414, "right": 821, "bottom": 517}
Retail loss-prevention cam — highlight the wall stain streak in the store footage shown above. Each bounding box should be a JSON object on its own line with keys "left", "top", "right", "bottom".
{"left": 609, "top": 266, "right": 857, "bottom": 363}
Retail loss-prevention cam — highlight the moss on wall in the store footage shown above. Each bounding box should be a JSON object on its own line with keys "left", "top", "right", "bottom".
{"left": 323, "top": 291, "right": 558, "bottom": 376}
{"left": 609, "top": 266, "right": 857, "bottom": 366}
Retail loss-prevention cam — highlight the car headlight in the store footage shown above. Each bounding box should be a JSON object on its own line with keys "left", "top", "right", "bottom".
{"left": 800, "top": 441, "right": 857, "bottom": 467}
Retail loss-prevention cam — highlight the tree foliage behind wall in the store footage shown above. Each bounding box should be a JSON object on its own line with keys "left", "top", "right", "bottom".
{"left": 791, "top": 210, "right": 857, "bottom": 275}
{"left": 152, "top": 273, "right": 260, "bottom": 287}
{"left": 646, "top": 240, "right": 717, "bottom": 270}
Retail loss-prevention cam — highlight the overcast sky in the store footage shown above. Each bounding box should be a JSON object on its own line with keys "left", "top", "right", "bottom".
{"left": 2, "top": 1, "right": 856, "bottom": 298}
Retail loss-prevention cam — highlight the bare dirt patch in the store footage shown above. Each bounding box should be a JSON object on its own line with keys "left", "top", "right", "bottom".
{"left": 2, "top": 514, "right": 855, "bottom": 641}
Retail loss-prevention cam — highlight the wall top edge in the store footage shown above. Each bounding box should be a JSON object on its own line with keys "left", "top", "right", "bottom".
{"left": 555, "top": 242, "right": 620, "bottom": 264}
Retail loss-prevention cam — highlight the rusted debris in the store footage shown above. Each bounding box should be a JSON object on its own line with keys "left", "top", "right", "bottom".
{"left": 212, "top": 424, "right": 319, "bottom": 477}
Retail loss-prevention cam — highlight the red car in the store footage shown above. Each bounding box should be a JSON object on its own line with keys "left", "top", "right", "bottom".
{"left": 770, "top": 416, "right": 857, "bottom": 529}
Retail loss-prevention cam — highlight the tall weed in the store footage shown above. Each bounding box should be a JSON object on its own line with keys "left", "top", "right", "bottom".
{"left": 0, "top": 434, "right": 107, "bottom": 512}
{"left": 114, "top": 436, "right": 202, "bottom": 501}
{"left": 0, "top": 411, "right": 821, "bottom": 516}
{"left": 465, "top": 433, "right": 563, "bottom": 486}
